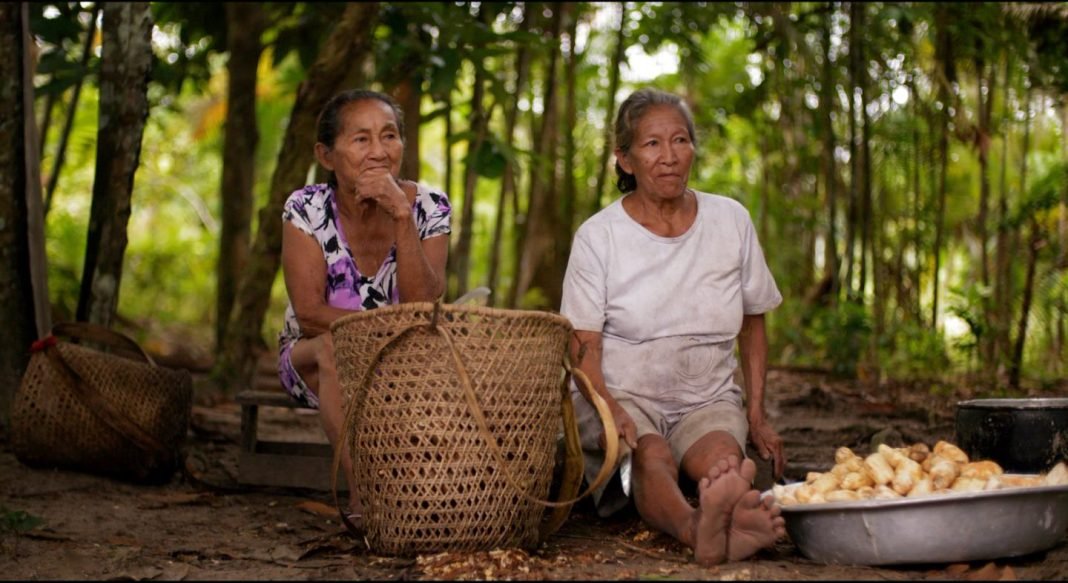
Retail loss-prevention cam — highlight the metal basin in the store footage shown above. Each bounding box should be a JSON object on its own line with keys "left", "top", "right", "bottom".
{"left": 773, "top": 482, "right": 1068, "bottom": 566}
{"left": 956, "top": 398, "right": 1068, "bottom": 473}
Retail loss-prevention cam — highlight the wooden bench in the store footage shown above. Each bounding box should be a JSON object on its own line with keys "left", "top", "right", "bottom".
{"left": 235, "top": 389, "right": 346, "bottom": 492}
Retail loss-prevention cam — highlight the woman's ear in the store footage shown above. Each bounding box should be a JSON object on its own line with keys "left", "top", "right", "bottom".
{"left": 314, "top": 142, "right": 334, "bottom": 171}
{"left": 615, "top": 148, "right": 633, "bottom": 175}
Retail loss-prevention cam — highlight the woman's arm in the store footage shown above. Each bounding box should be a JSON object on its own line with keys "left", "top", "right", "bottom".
{"left": 391, "top": 188, "right": 447, "bottom": 302}
{"left": 281, "top": 221, "right": 352, "bottom": 337}
{"left": 569, "top": 329, "right": 638, "bottom": 450}
{"left": 738, "top": 313, "right": 785, "bottom": 478}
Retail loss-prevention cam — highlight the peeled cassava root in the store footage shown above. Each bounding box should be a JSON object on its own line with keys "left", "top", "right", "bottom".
{"left": 773, "top": 440, "right": 1068, "bottom": 506}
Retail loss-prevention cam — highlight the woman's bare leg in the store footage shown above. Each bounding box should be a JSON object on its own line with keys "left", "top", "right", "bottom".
{"left": 632, "top": 434, "right": 749, "bottom": 565}
{"left": 290, "top": 334, "right": 361, "bottom": 514}
{"left": 681, "top": 431, "right": 784, "bottom": 562}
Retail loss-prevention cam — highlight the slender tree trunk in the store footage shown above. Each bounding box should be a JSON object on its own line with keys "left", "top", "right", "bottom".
{"left": 844, "top": 2, "right": 859, "bottom": 301}
{"left": 394, "top": 76, "right": 422, "bottom": 182}
{"left": 43, "top": 3, "right": 99, "bottom": 218}
{"left": 513, "top": 3, "right": 563, "bottom": 309}
{"left": 931, "top": 6, "right": 954, "bottom": 330}
{"left": 855, "top": 2, "right": 872, "bottom": 304}
{"left": 454, "top": 6, "right": 491, "bottom": 298}
{"left": 0, "top": 2, "right": 50, "bottom": 424}
{"left": 215, "top": 3, "right": 380, "bottom": 391}
{"left": 1009, "top": 222, "right": 1039, "bottom": 389}
{"left": 820, "top": 3, "right": 838, "bottom": 304}
{"left": 993, "top": 54, "right": 1012, "bottom": 379}
{"left": 590, "top": 3, "right": 626, "bottom": 216}
{"left": 975, "top": 58, "right": 993, "bottom": 289}
{"left": 910, "top": 74, "right": 924, "bottom": 325}
{"left": 216, "top": 3, "right": 264, "bottom": 349}
{"left": 487, "top": 5, "right": 531, "bottom": 305}
{"left": 1056, "top": 103, "right": 1068, "bottom": 371}
{"left": 75, "top": 2, "right": 153, "bottom": 327}
{"left": 38, "top": 90, "right": 55, "bottom": 160}
{"left": 560, "top": 3, "right": 579, "bottom": 263}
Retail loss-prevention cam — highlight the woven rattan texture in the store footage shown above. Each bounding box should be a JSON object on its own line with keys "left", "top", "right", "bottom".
{"left": 12, "top": 342, "right": 192, "bottom": 483}
{"left": 332, "top": 303, "right": 573, "bottom": 556}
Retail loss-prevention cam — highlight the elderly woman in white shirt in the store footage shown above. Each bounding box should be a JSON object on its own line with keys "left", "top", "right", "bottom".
{"left": 561, "top": 87, "right": 786, "bottom": 566}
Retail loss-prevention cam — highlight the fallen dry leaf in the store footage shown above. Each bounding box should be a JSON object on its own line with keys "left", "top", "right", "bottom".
{"left": 296, "top": 500, "right": 338, "bottom": 517}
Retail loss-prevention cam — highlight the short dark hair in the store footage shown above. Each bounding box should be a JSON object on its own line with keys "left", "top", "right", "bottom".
{"left": 315, "top": 89, "right": 405, "bottom": 188}
{"left": 613, "top": 88, "right": 697, "bottom": 193}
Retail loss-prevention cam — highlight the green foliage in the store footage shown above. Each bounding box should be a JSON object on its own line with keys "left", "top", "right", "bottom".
{"left": 878, "top": 319, "right": 951, "bottom": 381}
{"left": 0, "top": 507, "right": 43, "bottom": 535}
{"left": 809, "top": 302, "right": 873, "bottom": 379}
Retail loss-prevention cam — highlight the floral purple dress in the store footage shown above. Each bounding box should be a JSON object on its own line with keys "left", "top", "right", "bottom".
{"left": 277, "top": 182, "right": 452, "bottom": 408}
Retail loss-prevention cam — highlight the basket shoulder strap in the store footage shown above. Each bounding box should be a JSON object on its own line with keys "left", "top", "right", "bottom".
{"left": 436, "top": 325, "right": 619, "bottom": 509}
{"left": 52, "top": 321, "right": 156, "bottom": 366}
{"left": 43, "top": 344, "right": 168, "bottom": 457}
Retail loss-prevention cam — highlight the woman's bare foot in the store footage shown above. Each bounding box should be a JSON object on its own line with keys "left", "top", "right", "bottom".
{"left": 691, "top": 456, "right": 750, "bottom": 566}
{"left": 726, "top": 489, "right": 786, "bottom": 561}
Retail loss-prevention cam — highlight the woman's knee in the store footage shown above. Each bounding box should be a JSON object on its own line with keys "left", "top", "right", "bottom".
{"left": 680, "top": 431, "right": 743, "bottom": 479}
{"left": 635, "top": 433, "right": 675, "bottom": 469}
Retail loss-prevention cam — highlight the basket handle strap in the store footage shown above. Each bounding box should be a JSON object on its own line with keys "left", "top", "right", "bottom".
{"left": 40, "top": 343, "right": 168, "bottom": 458}
{"left": 538, "top": 361, "right": 618, "bottom": 540}
{"left": 51, "top": 321, "right": 157, "bottom": 366}
{"left": 435, "top": 323, "right": 619, "bottom": 509}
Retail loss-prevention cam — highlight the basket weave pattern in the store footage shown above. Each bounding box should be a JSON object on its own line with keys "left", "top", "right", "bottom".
{"left": 12, "top": 341, "right": 192, "bottom": 483}
{"left": 332, "top": 302, "right": 573, "bottom": 556}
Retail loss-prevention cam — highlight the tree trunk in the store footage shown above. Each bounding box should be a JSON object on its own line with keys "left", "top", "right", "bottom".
{"left": 910, "top": 75, "right": 924, "bottom": 325}
{"left": 454, "top": 6, "right": 491, "bottom": 297}
{"left": 844, "top": 2, "right": 859, "bottom": 301}
{"left": 819, "top": 3, "right": 838, "bottom": 304}
{"left": 215, "top": 2, "right": 380, "bottom": 391}
{"left": 931, "top": 6, "right": 954, "bottom": 330}
{"left": 513, "top": 3, "right": 563, "bottom": 309}
{"left": 590, "top": 3, "right": 626, "bottom": 216}
{"left": 394, "top": 76, "right": 422, "bottom": 182}
{"left": 488, "top": 5, "right": 531, "bottom": 305}
{"left": 75, "top": 2, "right": 153, "bottom": 328}
{"left": 43, "top": 3, "right": 100, "bottom": 218}
{"left": 993, "top": 53, "right": 1012, "bottom": 379}
{"left": 975, "top": 56, "right": 995, "bottom": 372}
{"left": 216, "top": 3, "right": 264, "bottom": 349}
{"left": 1009, "top": 222, "right": 1039, "bottom": 389}
{"left": 856, "top": 2, "right": 872, "bottom": 303}
{"left": 560, "top": 2, "right": 579, "bottom": 262}
{"left": 0, "top": 2, "right": 50, "bottom": 425}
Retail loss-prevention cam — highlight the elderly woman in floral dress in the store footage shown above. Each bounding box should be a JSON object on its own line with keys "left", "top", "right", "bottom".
{"left": 277, "top": 89, "right": 451, "bottom": 523}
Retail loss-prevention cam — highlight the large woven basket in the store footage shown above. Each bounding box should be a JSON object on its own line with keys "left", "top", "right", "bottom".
{"left": 11, "top": 322, "right": 192, "bottom": 484}
{"left": 330, "top": 301, "right": 616, "bottom": 556}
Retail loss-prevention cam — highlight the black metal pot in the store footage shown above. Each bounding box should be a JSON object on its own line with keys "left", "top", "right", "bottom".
{"left": 955, "top": 398, "right": 1068, "bottom": 474}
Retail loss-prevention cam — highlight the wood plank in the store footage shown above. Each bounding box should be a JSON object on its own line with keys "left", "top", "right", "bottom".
{"left": 235, "top": 389, "right": 307, "bottom": 408}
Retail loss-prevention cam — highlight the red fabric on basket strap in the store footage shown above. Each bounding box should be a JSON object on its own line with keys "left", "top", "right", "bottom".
{"left": 30, "top": 335, "right": 57, "bottom": 353}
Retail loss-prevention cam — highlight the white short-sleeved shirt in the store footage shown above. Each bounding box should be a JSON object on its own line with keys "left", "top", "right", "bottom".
{"left": 560, "top": 190, "right": 781, "bottom": 420}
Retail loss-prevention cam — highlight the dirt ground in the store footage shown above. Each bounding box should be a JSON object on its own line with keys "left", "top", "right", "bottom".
{"left": 3, "top": 367, "right": 1068, "bottom": 581}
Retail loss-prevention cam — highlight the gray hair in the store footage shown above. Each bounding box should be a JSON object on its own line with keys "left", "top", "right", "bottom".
{"left": 613, "top": 88, "right": 697, "bottom": 193}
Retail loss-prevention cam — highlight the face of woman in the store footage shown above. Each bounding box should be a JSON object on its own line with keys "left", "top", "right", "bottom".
{"left": 320, "top": 99, "right": 404, "bottom": 190}
{"left": 617, "top": 104, "right": 695, "bottom": 201}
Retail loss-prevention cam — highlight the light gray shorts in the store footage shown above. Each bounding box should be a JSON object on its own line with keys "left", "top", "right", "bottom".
{"left": 575, "top": 389, "right": 749, "bottom": 516}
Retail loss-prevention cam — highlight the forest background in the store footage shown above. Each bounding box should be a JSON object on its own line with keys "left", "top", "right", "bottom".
{"left": 2, "top": 1, "right": 1068, "bottom": 427}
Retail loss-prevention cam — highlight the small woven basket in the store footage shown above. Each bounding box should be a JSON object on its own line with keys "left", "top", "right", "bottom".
{"left": 331, "top": 301, "right": 615, "bottom": 556}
